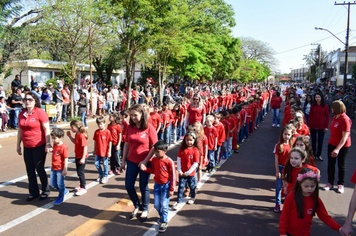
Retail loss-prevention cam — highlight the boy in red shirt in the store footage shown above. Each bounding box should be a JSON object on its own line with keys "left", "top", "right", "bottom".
{"left": 150, "top": 105, "right": 162, "bottom": 134}
{"left": 238, "top": 103, "right": 247, "bottom": 143}
{"left": 204, "top": 115, "right": 218, "bottom": 172}
{"left": 119, "top": 110, "right": 129, "bottom": 158}
{"left": 108, "top": 113, "right": 122, "bottom": 175}
{"left": 93, "top": 116, "right": 112, "bottom": 184}
{"left": 140, "top": 140, "right": 175, "bottom": 233}
{"left": 160, "top": 103, "right": 173, "bottom": 145}
{"left": 231, "top": 107, "right": 240, "bottom": 153}
{"left": 50, "top": 128, "right": 69, "bottom": 205}
{"left": 213, "top": 113, "right": 225, "bottom": 164}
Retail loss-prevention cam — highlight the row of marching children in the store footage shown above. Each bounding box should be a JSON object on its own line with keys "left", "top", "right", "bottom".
{"left": 274, "top": 88, "right": 346, "bottom": 235}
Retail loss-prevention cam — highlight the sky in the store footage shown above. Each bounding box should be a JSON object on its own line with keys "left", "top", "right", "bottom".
{"left": 225, "top": 0, "right": 356, "bottom": 74}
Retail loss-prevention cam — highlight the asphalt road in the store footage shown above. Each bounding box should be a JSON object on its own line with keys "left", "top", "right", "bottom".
{"left": 0, "top": 109, "right": 355, "bottom": 236}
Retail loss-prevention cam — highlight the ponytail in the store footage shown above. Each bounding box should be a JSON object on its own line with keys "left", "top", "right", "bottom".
{"left": 70, "top": 120, "right": 88, "bottom": 139}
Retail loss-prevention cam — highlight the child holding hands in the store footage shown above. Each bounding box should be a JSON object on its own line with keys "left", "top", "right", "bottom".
{"left": 140, "top": 140, "right": 176, "bottom": 233}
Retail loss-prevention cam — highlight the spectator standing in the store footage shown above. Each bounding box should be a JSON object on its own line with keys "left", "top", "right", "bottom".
{"left": 54, "top": 84, "right": 64, "bottom": 123}
{"left": 10, "top": 88, "right": 23, "bottom": 129}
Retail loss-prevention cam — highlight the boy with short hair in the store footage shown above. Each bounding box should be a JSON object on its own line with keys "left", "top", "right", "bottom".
{"left": 50, "top": 128, "right": 69, "bottom": 205}
{"left": 204, "top": 115, "right": 218, "bottom": 172}
{"left": 213, "top": 113, "right": 225, "bottom": 164}
{"left": 93, "top": 116, "right": 112, "bottom": 184}
{"left": 140, "top": 140, "right": 176, "bottom": 233}
{"left": 150, "top": 104, "right": 162, "bottom": 134}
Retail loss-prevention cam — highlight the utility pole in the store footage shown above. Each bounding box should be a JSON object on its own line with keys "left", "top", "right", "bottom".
{"left": 335, "top": 1, "right": 356, "bottom": 91}
{"left": 311, "top": 43, "right": 322, "bottom": 83}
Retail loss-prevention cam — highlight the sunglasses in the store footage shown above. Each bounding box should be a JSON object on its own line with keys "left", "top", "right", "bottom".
{"left": 24, "top": 98, "right": 34, "bottom": 102}
{"left": 193, "top": 98, "right": 199, "bottom": 101}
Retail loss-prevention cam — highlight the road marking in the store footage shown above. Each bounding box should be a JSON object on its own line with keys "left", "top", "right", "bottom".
{"left": 0, "top": 153, "right": 94, "bottom": 189}
{"left": 143, "top": 158, "right": 228, "bottom": 236}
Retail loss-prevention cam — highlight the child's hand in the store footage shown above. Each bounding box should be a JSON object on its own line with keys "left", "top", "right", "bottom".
{"left": 168, "top": 191, "right": 174, "bottom": 197}
{"left": 66, "top": 131, "right": 71, "bottom": 137}
{"left": 140, "top": 164, "right": 147, "bottom": 171}
{"left": 79, "top": 158, "right": 85, "bottom": 164}
{"left": 116, "top": 145, "right": 120, "bottom": 151}
{"left": 107, "top": 152, "right": 111, "bottom": 158}
{"left": 276, "top": 172, "right": 281, "bottom": 179}
{"left": 62, "top": 169, "right": 67, "bottom": 176}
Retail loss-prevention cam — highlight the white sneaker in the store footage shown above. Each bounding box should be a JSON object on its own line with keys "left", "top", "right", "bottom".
{"left": 96, "top": 176, "right": 102, "bottom": 182}
{"left": 272, "top": 124, "right": 275, "bottom": 127}
{"left": 323, "top": 183, "right": 332, "bottom": 191}
{"left": 172, "top": 202, "right": 179, "bottom": 210}
{"left": 101, "top": 177, "right": 108, "bottom": 184}
{"left": 337, "top": 185, "right": 344, "bottom": 194}
{"left": 75, "top": 188, "right": 87, "bottom": 196}
{"left": 277, "top": 124, "right": 280, "bottom": 128}
{"left": 187, "top": 198, "right": 195, "bottom": 205}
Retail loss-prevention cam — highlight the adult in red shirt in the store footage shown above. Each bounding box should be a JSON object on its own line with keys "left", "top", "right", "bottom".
{"left": 17, "top": 92, "right": 52, "bottom": 201}
{"left": 340, "top": 170, "right": 356, "bottom": 235}
{"left": 186, "top": 95, "right": 206, "bottom": 126}
{"left": 323, "top": 100, "right": 352, "bottom": 194}
{"left": 120, "top": 104, "right": 158, "bottom": 221}
{"left": 270, "top": 91, "right": 283, "bottom": 127}
{"left": 308, "top": 92, "right": 329, "bottom": 161}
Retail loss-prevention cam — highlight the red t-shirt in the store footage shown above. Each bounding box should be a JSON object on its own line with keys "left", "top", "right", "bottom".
{"left": 178, "top": 147, "right": 200, "bottom": 176}
{"left": 126, "top": 124, "right": 158, "bottom": 164}
{"left": 217, "top": 96, "right": 224, "bottom": 107}
{"left": 187, "top": 105, "right": 206, "bottom": 124}
{"left": 283, "top": 164, "right": 318, "bottom": 193}
{"left": 161, "top": 109, "right": 173, "bottom": 127}
{"left": 75, "top": 133, "right": 88, "bottom": 159}
{"left": 214, "top": 122, "right": 226, "bottom": 146}
{"left": 239, "top": 109, "right": 246, "bottom": 124}
{"left": 351, "top": 169, "right": 356, "bottom": 184}
{"left": 107, "top": 124, "right": 122, "bottom": 145}
{"left": 145, "top": 156, "right": 176, "bottom": 191}
{"left": 297, "top": 124, "right": 310, "bottom": 136}
{"left": 279, "top": 191, "right": 341, "bottom": 235}
{"left": 226, "top": 117, "right": 235, "bottom": 137}
{"left": 121, "top": 120, "right": 129, "bottom": 142}
{"left": 328, "top": 113, "right": 352, "bottom": 147}
{"left": 150, "top": 113, "right": 161, "bottom": 131}
{"left": 273, "top": 142, "right": 292, "bottom": 165}
{"left": 52, "top": 142, "right": 68, "bottom": 171}
{"left": 308, "top": 104, "right": 329, "bottom": 130}
{"left": 19, "top": 107, "right": 49, "bottom": 148}
{"left": 93, "top": 129, "right": 112, "bottom": 157}
{"left": 204, "top": 101, "right": 211, "bottom": 114}
{"left": 204, "top": 126, "right": 218, "bottom": 150}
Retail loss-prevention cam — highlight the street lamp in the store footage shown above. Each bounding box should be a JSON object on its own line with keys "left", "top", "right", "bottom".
{"left": 315, "top": 25, "right": 349, "bottom": 91}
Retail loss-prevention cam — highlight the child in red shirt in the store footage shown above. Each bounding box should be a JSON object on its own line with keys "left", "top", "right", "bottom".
{"left": 160, "top": 103, "right": 173, "bottom": 145}
{"left": 108, "top": 112, "right": 122, "bottom": 175}
{"left": 279, "top": 168, "right": 341, "bottom": 236}
{"left": 50, "top": 128, "right": 69, "bottom": 205}
{"left": 204, "top": 115, "right": 218, "bottom": 173}
{"left": 140, "top": 141, "right": 175, "bottom": 233}
{"left": 193, "top": 122, "right": 208, "bottom": 183}
{"left": 150, "top": 105, "right": 162, "bottom": 134}
{"left": 173, "top": 132, "right": 200, "bottom": 210}
{"left": 273, "top": 125, "right": 293, "bottom": 213}
{"left": 213, "top": 113, "right": 226, "bottom": 164}
{"left": 67, "top": 120, "right": 89, "bottom": 196}
{"left": 119, "top": 110, "right": 129, "bottom": 158}
{"left": 93, "top": 116, "right": 112, "bottom": 184}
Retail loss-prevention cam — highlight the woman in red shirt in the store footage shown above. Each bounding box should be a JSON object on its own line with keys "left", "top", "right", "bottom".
{"left": 271, "top": 91, "right": 283, "bottom": 127}
{"left": 185, "top": 95, "right": 206, "bottom": 127}
{"left": 308, "top": 93, "right": 329, "bottom": 161}
{"left": 120, "top": 104, "right": 158, "bottom": 221}
{"left": 323, "top": 100, "right": 352, "bottom": 194}
{"left": 17, "top": 92, "right": 52, "bottom": 201}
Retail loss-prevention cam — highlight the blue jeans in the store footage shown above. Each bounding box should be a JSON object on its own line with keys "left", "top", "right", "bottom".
{"left": 243, "top": 124, "right": 249, "bottom": 139}
{"left": 50, "top": 169, "right": 67, "bottom": 197}
{"left": 272, "top": 108, "right": 280, "bottom": 125}
{"left": 62, "top": 104, "right": 69, "bottom": 121}
{"left": 94, "top": 155, "right": 108, "bottom": 177}
{"left": 125, "top": 160, "right": 151, "bottom": 211}
{"left": 227, "top": 137, "right": 232, "bottom": 154}
{"left": 163, "top": 125, "right": 172, "bottom": 145}
{"left": 177, "top": 175, "right": 196, "bottom": 203}
{"left": 172, "top": 126, "right": 177, "bottom": 143}
{"left": 80, "top": 111, "right": 87, "bottom": 127}
{"left": 176, "top": 121, "right": 182, "bottom": 140}
{"left": 180, "top": 120, "right": 186, "bottom": 137}
{"left": 154, "top": 181, "right": 171, "bottom": 223}
{"left": 215, "top": 146, "right": 221, "bottom": 164}
{"left": 12, "top": 108, "right": 21, "bottom": 128}
{"left": 275, "top": 165, "right": 284, "bottom": 205}
{"left": 207, "top": 150, "right": 215, "bottom": 168}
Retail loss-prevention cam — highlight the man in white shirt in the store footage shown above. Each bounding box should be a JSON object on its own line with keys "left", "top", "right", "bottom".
{"left": 296, "top": 86, "right": 303, "bottom": 97}
{"left": 112, "top": 85, "right": 119, "bottom": 111}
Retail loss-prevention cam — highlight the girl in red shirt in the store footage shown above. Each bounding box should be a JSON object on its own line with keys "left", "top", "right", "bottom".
{"left": 293, "top": 135, "right": 316, "bottom": 167}
{"left": 279, "top": 168, "right": 341, "bottom": 236}
{"left": 193, "top": 122, "right": 208, "bottom": 183}
{"left": 108, "top": 112, "right": 122, "bottom": 175}
{"left": 67, "top": 120, "right": 89, "bottom": 196}
{"left": 273, "top": 125, "right": 293, "bottom": 213}
{"left": 172, "top": 132, "right": 200, "bottom": 210}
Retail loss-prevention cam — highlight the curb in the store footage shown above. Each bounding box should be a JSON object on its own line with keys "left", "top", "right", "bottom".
{"left": 0, "top": 118, "right": 97, "bottom": 139}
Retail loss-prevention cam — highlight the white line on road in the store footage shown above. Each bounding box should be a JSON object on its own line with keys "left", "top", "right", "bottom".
{"left": 142, "top": 157, "right": 228, "bottom": 236}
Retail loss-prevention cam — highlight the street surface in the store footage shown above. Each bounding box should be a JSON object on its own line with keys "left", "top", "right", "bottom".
{"left": 0, "top": 109, "right": 355, "bottom": 236}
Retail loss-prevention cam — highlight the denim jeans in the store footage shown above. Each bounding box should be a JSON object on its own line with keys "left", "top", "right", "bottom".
{"left": 62, "top": 104, "right": 69, "bottom": 121}
{"left": 177, "top": 175, "right": 196, "bottom": 203}
{"left": 180, "top": 120, "right": 186, "bottom": 137}
{"left": 176, "top": 121, "right": 182, "bottom": 140}
{"left": 310, "top": 129, "right": 325, "bottom": 157}
{"left": 275, "top": 165, "right": 284, "bottom": 204}
{"left": 13, "top": 108, "right": 21, "bottom": 128}
{"left": 94, "top": 155, "right": 108, "bottom": 177}
{"left": 243, "top": 124, "right": 249, "bottom": 140}
{"left": 215, "top": 146, "right": 221, "bottom": 164}
{"left": 154, "top": 181, "right": 171, "bottom": 223}
{"left": 272, "top": 108, "right": 280, "bottom": 125}
{"left": 163, "top": 124, "right": 172, "bottom": 145}
{"left": 125, "top": 160, "right": 151, "bottom": 211}
{"left": 23, "top": 143, "right": 50, "bottom": 196}
{"left": 80, "top": 111, "right": 87, "bottom": 127}
{"left": 227, "top": 137, "right": 232, "bottom": 154}
{"left": 207, "top": 150, "right": 215, "bottom": 168}
{"left": 108, "top": 101, "right": 113, "bottom": 113}
{"left": 50, "top": 169, "right": 67, "bottom": 197}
